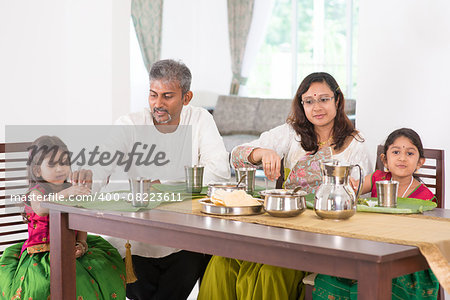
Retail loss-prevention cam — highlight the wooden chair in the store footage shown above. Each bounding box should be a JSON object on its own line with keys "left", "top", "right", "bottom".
{"left": 303, "top": 147, "right": 446, "bottom": 300}
{"left": 375, "top": 145, "right": 445, "bottom": 208}
{"left": 0, "top": 142, "right": 31, "bottom": 256}
{"left": 376, "top": 145, "right": 446, "bottom": 299}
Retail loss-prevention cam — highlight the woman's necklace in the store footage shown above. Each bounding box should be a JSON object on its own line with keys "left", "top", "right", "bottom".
{"left": 318, "top": 136, "right": 333, "bottom": 147}
{"left": 401, "top": 176, "right": 414, "bottom": 198}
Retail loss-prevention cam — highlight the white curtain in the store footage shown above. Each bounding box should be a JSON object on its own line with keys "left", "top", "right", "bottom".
{"left": 227, "top": 0, "right": 255, "bottom": 95}
{"left": 239, "top": 0, "right": 274, "bottom": 96}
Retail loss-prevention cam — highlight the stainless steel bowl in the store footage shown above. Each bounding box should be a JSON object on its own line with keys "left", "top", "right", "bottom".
{"left": 207, "top": 182, "right": 246, "bottom": 197}
{"left": 259, "top": 189, "right": 307, "bottom": 217}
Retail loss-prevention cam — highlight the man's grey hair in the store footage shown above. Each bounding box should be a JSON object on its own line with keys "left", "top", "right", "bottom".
{"left": 149, "top": 59, "right": 192, "bottom": 95}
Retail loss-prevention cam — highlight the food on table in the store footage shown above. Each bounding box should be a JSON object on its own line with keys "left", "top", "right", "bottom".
{"left": 211, "top": 190, "right": 261, "bottom": 207}
{"left": 357, "top": 198, "right": 369, "bottom": 206}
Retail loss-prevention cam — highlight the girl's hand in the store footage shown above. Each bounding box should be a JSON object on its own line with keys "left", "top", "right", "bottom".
{"left": 59, "top": 185, "right": 91, "bottom": 199}
{"left": 350, "top": 173, "right": 372, "bottom": 196}
{"left": 70, "top": 169, "right": 93, "bottom": 188}
{"left": 75, "top": 240, "right": 87, "bottom": 258}
{"left": 251, "top": 148, "right": 281, "bottom": 181}
{"left": 349, "top": 178, "right": 359, "bottom": 192}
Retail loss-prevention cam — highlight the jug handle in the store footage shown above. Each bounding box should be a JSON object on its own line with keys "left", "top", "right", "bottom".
{"left": 353, "top": 164, "right": 363, "bottom": 199}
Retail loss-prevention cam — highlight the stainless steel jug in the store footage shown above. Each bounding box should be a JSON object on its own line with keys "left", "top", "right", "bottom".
{"left": 314, "top": 159, "right": 363, "bottom": 220}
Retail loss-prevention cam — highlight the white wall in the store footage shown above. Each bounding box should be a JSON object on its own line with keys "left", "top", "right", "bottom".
{"left": 0, "top": 0, "right": 130, "bottom": 141}
{"left": 161, "top": 0, "right": 231, "bottom": 94}
{"left": 357, "top": 0, "right": 450, "bottom": 208}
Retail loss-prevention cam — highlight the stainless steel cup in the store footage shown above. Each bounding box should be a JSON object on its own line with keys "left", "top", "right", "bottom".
{"left": 185, "top": 165, "right": 204, "bottom": 193}
{"left": 376, "top": 180, "right": 398, "bottom": 207}
{"left": 236, "top": 167, "right": 256, "bottom": 194}
{"left": 129, "top": 177, "right": 152, "bottom": 207}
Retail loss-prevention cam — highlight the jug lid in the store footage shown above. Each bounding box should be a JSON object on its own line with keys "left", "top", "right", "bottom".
{"left": 259, "top": 189, "right": 307, "bottom": 197}
{"left": 321, "top": 159, "right": 353, "bottom": 167}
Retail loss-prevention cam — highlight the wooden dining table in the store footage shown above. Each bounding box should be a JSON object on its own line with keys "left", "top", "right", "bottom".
{"left": 41, "top": 201, "right": 449, "bottom": 300}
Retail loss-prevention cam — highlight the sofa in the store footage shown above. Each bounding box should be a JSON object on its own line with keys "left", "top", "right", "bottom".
{"left": 212, "top": 95, "right": 356, "bottom": 153}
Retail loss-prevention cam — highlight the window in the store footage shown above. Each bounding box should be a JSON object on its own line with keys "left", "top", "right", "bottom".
{"left": 247, "top": 0, "right": 358, "bottom": 99}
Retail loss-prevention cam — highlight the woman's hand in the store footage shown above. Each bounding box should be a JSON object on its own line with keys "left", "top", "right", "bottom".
{"left": 250, "top": 148, "right": 281, "bottom": 181}
{"left": 59, "top": 185, "right": 91, "bottom": 199}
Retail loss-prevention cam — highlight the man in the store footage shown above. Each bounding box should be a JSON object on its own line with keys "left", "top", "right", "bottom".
{"left": 74, "top": 59, "right": 230, "bottom": 299}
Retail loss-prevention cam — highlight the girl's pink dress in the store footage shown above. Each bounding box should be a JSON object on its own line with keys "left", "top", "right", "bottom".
{"left": 20, "top": 185, "right": 50, "bottom": 255}
{"left": 370, "top": 170, "right": 436, "bottom": 202}
{"left": 313, "top": 171, "right": 439, "bottom": 300}
{"left": 0, "top": 183, "right": 126, "bottom": 300}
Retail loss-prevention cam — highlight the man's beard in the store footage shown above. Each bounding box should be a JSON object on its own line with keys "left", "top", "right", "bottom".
{"left": 152, "top": 107, "right": 172, "bottom": 124}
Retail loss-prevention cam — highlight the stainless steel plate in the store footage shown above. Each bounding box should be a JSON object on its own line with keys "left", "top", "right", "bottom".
{"left": 198, "top": 198, "right": 264, "bottom": 216}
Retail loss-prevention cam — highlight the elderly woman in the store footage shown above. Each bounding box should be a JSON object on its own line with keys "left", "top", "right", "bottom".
{"left": 198, "top": 72, "right": 372, "bottom": 300}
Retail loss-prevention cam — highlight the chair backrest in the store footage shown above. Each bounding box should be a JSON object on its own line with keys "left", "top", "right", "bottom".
{"left": 275, "top": 158, "right": 285, "bottom": 189}
{"left": 375, "top": 145, "right": 445, "bottom": 208}
{"left": 0, "top": 142, "right": 31, "bottom": 255}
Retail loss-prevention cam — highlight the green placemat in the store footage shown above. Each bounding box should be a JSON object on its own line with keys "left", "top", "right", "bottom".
{"left": 151, "top": 183, "right": 207, "bottom": 195}
{"left": 54, "top": 185, "right": 205, "bottom": 212}
{"left": 151, "top": 183, "right": 207, "bottom": 200}
{"left": 56, "top": 184, "right": 272, "bottom": 212}
{"left": 356, "top": 197, "right": 437, "bottom": 214}
{"left": 152, "top": 183, "right": 267, "bottom": 198}
{"left": 304, "top": 194, "right": 436, "bottom": 214}
{"left": 52, "top": 191, "right": 149, "bottom": 212}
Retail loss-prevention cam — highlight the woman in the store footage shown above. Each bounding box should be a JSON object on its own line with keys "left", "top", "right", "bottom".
{"left": 198, "top": 72, "right": 372, "bottom": 300}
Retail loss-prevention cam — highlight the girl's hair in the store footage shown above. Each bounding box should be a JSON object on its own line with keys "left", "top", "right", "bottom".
{"left": 287, "top": 72, "right": 360, "bottom": 153}
{"left": 22, "top": 136, "right": 72, "bottom": 223}
{"left": 383, "top": 128, "right": 425, "bottom": 158}
{"left": 383, "top": 128, "right": 424, "bottom": 181}
{"left": 26, "top": 135, "right": 72, "bottom": 195}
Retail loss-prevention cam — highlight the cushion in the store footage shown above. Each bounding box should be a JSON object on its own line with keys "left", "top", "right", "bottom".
{"left": 253, "top": 98, "right": 292, "bottom": 133}
{"left": 213, "top": 95, "right": 356, "bottom": 136}
{"left": 344, "top": 98, "right": 356, "bottom": 115}
{"left": 213, "top": 96, "right": 260, "bottom": 135}
{"left": 221, "top": 134, "right": 259, "bottom": 153}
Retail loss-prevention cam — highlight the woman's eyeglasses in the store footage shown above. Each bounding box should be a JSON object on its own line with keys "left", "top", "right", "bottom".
{"left": 301, "top": 96, "right": 334, "bottom": 106}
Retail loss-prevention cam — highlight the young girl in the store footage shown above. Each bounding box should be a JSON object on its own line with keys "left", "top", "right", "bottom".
{"left": 352, "top": 127, "right": 436, "bottom": 201}
{"left": 313, "top": 128, "right": 439, "bottom": 299}
{"left": 0, "top": 136, "right": 126, "bottom": 300}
